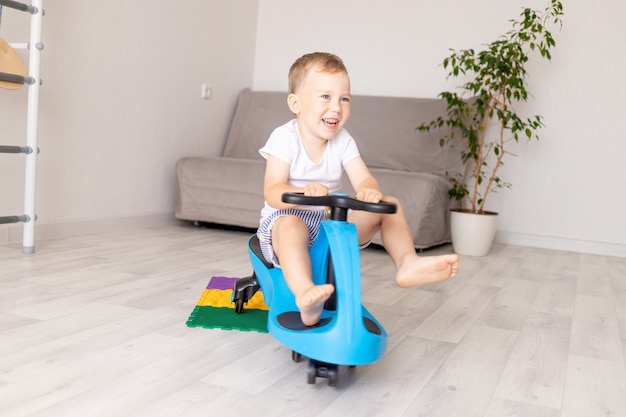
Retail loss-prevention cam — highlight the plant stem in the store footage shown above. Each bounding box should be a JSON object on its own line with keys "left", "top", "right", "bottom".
{"left": 473, "top": 95, "right": 496, "bottom": 212}
{"left": 479, "top": 89, "right": 507, "bottom": 213}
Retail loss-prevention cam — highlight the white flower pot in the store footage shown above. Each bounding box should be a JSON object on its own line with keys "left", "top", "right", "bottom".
{"left": 450, "top": 209, "right": 498, "bottom": 256}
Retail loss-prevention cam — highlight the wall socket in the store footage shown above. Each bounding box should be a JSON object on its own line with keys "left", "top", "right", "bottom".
{"left": 201, "top": 84, "right": 212, "bottom": 100}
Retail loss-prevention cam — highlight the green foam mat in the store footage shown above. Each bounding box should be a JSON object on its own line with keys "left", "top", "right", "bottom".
{"left": 185, "top": 276, "right": 269, "bottom": 333}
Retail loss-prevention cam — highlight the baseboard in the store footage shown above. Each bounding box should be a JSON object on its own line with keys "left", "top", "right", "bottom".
{"left": 0, "top": 213, "right": 180, "bottom": 246}
{"left": 495, "top": 231, "right": 626, "bottom": 258}
{"left": 4, "top": 217, "right": 624, "bottom": 259}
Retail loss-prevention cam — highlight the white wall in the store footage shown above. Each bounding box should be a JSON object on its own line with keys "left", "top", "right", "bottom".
{"left": 253, "top": 0, "right": 626, "bottom": 257}
{"left": 0, "top": 0, "right": 258, "bottom": 243}
{"left": 2, "top": 1, "right": 624, "bottom": 258}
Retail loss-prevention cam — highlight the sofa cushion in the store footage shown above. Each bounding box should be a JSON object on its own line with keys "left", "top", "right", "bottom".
{"left": 222, "top": 89, "right": 464, "bottom": 179}
{"left": 222, "top": 89, "right": 293, "bottom": 161}
{"left": 344, "top": 96, "right": 463, "bottom": 177}
{"left": 339, "top": 168, "right": 453, "bottom": 248}
{"left": 176, "top": 156, "right": 265, "bottom": 229}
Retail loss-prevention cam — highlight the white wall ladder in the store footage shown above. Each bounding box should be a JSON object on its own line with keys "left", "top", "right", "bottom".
{"left": 0, "top": 0, "right": 44, "bottom": 253}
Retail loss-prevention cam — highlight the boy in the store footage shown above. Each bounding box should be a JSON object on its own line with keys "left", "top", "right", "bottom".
{"left": 258, "top": 52, "right": 459, "bottom": 326}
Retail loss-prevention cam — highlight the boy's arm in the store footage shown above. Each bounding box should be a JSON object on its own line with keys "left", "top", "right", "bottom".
{"left": 263, "top": 155, "right": 328, "bottom": 209}
{"left": 344, "top": 156, "right": 383, "bottom": 203}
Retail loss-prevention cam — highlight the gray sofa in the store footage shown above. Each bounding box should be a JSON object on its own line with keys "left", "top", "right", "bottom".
{"left": 175, "top": 88, "right": 464, "bottom": 249}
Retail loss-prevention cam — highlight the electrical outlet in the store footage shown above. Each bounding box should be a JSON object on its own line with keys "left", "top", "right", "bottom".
{"left": 201, "top": 84, "right": 212, "bottom": 99}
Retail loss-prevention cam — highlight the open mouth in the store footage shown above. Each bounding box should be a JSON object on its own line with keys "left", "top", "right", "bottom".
{"left": 322, "top": 118, "right": 339, "bottom": 127}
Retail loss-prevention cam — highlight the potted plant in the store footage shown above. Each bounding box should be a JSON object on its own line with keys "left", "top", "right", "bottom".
{"left": 418, "top": 0, "right": 564, "bottom": 256}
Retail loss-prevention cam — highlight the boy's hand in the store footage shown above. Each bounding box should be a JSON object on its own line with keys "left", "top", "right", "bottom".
{"left": 356, "top": 188, "right": 383, "bottom": 203}
{"left": 304, "top": 183, "right": 329, "bottom": 196}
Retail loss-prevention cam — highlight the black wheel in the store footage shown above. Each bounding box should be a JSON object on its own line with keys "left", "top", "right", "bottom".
{"left": 307, "top": 364, "right": 317, "bottom": 384}
{"left": 292, "top": 350, "right": 302, "bottom": 363}
{"left": 234, "top": 298, "right": 244, "bottom": 314}
{"left": 327, "top": 368, "right": 338, "bottom": 387}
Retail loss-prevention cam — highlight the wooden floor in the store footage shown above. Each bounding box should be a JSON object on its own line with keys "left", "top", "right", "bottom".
{"left": 1, "top": 222, "right": 626, "bottom": 417}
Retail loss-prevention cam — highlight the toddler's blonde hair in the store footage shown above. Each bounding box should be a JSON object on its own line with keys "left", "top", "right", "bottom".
{"left": 288, "top": 52, "right": 348, "bottom": 94}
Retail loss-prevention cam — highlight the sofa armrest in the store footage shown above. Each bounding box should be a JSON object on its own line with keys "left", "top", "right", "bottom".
{"left": 175, "top": 156, "right": 265, "bottom": 228}
{"left": 340, "top": 168, "right": 452, "bottom": 249}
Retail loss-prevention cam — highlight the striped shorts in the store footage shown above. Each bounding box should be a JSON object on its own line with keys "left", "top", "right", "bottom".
{"left": 257, "top": 208, "right": 329, "bottom": 267}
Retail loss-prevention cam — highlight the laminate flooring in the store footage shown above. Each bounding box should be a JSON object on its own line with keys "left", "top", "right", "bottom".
{"left": 1, "top": 222, "right": 626, "bottom": 417}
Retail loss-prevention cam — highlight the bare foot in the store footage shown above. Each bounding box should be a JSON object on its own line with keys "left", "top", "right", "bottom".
{"left": 395, "top": 254, "right": 459, "bottom": 288}
{"left": 295, "top": 284, "right": 334, "bottom": 326}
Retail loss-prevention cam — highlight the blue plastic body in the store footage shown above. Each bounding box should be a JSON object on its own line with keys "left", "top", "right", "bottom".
{"left": 248, "top": 218, "right": 388, "bottom": 366}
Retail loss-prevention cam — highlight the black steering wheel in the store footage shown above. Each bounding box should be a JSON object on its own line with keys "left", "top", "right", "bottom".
{"left": 282, "top": 192, "right": 397, "bottom": 221}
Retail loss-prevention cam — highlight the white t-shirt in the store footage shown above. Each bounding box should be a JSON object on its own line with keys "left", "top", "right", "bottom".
{"left": 259, "top": 119, "right": 361, "bottom": 218}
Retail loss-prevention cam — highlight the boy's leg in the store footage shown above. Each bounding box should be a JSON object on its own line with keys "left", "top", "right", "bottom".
{"left": 271, "top": 215, "right": 334, "bottom": 326}
{"left": 348, "top": 196, "right": 459, "bottom": 287}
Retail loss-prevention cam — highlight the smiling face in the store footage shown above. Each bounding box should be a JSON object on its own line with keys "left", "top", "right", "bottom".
{"left": 288, "top": 67, "right": 351, "bottom": 144}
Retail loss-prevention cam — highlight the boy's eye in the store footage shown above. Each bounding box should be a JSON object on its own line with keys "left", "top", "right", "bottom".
{"left": 320, "top": 95, "right": 350, "bottom": 103}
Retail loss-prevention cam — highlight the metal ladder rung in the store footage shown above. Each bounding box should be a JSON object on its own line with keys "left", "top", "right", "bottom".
{"left": 0, "top": 71, "right": 35, "bottom": 85}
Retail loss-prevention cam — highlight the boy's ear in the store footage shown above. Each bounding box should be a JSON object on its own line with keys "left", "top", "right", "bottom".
{"left": 287, "top": 93, "right": 300, "bottom": 115}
